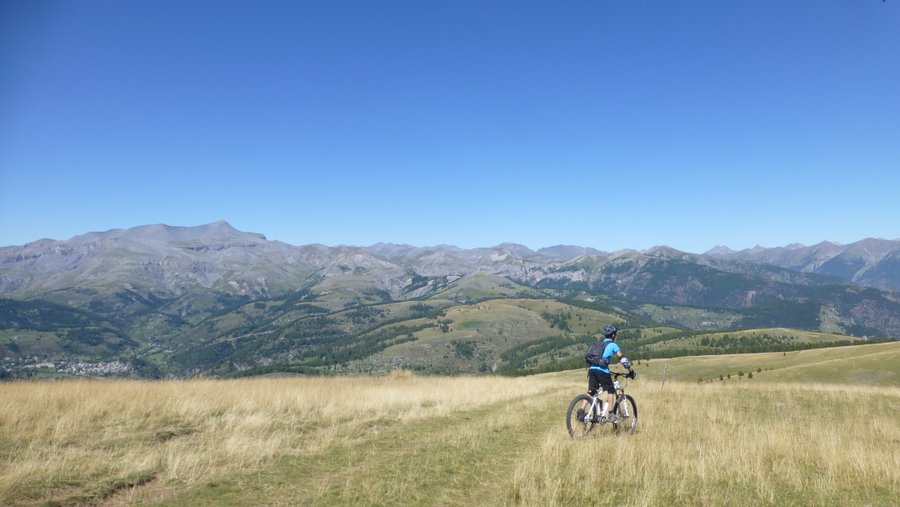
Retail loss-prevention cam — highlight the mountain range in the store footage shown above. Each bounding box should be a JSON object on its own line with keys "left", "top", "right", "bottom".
{"left": 1, "top": 221, "right": 898, "bottom": 376}
{"left": 705, "top": 239, "right": 900, "bottom": 291}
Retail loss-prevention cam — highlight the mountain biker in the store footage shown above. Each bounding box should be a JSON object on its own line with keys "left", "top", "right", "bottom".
{"left": 579, "top": 325, "right": 635, "bottom": 422}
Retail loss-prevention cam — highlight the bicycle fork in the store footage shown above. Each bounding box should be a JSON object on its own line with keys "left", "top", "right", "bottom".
{"left": 614, "top": 395, "right": 630, "bottom": 418}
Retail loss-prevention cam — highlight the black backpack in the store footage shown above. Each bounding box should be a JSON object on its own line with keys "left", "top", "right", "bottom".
{"left": 585, "top": 341, "right": 609, "bottom": 366}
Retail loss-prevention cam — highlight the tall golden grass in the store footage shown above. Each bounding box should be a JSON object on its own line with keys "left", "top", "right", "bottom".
{"left": 1, "top": 371, "right": 898, "bottom": 506}
{"left": 511, "top": 379, "right": 900, "bottom": 506}
{"left": 0, "top": 373, "right": 558, "bottom": 505}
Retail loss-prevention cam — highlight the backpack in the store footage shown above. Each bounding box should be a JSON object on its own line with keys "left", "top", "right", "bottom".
{"left": 585, "top": 341, "right": 609, "bottom": 366}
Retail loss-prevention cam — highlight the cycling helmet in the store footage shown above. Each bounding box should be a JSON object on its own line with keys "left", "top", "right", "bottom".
{"left": 603, "top": 325, "right": 619, "bottom": 338}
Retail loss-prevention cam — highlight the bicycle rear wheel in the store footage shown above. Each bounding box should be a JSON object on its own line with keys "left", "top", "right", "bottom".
{"left": 566, "top": 394, "right": 596, "bottom": 439}
{"left": 611, "top": 394, "right": 638, "bottom": 434}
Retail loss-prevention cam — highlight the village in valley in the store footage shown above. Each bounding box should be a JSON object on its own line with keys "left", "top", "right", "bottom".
{"left": 1, "top": 356, "right": 132, "bottom": 378}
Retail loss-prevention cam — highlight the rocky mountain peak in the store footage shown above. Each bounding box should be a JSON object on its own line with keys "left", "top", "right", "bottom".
{"left": 704, "top": 245, "right": 735, "bottom": 256}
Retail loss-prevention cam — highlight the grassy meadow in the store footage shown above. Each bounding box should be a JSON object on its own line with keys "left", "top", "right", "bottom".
{"left": 2, "top": 342, "right": 899, "bottom": 506}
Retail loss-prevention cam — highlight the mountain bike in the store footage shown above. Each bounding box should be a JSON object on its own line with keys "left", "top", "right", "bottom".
{"left": 566, "top": 370, "right": 637, "bottom": 438}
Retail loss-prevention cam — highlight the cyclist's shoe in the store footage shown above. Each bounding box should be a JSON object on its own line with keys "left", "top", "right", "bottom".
{"left": 576, "top": 408, "right": 586, "bottom": 422}
{"left": 607, "top": 413, "right": 619, "bottom": 423}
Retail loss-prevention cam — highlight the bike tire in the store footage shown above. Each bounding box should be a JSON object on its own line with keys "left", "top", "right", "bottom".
{"left": 611, "top": 394, "right": 638, "bottom": 434}
{"left": 566, "top": 394, "right": 596, "bottom": 439}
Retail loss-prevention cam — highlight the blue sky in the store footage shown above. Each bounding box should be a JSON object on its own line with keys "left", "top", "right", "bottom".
{"left": 2, "top": 1, "right": 898, "bottom": 253}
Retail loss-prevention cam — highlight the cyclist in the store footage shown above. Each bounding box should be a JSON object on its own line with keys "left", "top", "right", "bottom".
{"left": 579, "top": 325, "right": 635, "bottom": 423}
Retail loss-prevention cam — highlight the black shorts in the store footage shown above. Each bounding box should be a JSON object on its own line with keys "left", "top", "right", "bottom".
{"left": 587, "top": 369, "right": 615, "bottom": 396}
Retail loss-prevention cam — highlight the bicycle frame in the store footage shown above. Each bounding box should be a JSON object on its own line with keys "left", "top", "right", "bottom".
{"left": 567, "top": 369, "right": 637, "bottom": 438}
{"left": 585, "top": 373, "right": 629, "bottom": 419}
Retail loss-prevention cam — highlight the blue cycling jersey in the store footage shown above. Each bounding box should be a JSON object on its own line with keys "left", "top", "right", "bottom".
{"left": 588, "top": 339, "right": 620, "bottom": 373}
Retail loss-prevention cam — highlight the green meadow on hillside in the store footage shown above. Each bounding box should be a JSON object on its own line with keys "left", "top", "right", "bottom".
{"left": 1, "top": 342, "right": 898, "bottom": 506}
{"left": 631, "top": 340, "right": 900, "bottom": 385}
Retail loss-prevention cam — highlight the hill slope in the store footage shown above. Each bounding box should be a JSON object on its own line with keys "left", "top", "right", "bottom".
{"left": 627, "top": 341, "right": 900, "bottom": 386}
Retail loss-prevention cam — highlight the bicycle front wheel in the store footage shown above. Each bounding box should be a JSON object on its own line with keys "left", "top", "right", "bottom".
{"left": 566, "top": 394, "right": 595, "bottom": 439}
{"left": 612, "top": 394, "right": 638, "bottom": 434}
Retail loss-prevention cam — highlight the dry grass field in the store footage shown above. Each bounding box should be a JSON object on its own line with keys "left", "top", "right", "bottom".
{"left": 2, "top": 344, "right": 899, "bottom": 506}
{"left": 513, "top": 377, "right": 900, "bottom": 506}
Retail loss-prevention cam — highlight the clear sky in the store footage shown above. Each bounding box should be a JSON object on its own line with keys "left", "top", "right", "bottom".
{"left": 2, "top": 1, "right": 898, "bottom": 254}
